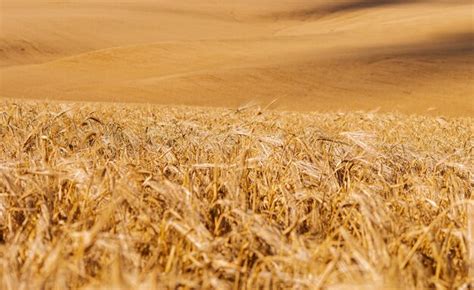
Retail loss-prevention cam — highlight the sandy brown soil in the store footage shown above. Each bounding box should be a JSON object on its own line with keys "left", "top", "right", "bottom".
{"left": 1, "top": 0, "right": 473, "bottom": 115}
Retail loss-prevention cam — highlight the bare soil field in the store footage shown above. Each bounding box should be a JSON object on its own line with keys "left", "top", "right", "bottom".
{"left": 1, "top": 0, "right": 473, "bottom": 115}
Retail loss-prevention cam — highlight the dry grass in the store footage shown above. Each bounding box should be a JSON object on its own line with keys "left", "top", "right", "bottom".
{"left": 0, "top": 100, "right": 472, "bottom": 289}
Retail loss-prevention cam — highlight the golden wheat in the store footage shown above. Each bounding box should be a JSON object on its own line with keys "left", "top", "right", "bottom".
{"left": 0, "top": 100, "right": 472, "bottom": 289}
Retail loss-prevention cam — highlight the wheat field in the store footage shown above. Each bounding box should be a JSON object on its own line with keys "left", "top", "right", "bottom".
{"left": 0, "top": 101, "right": 472, "bottom": 289}
{"left": 2, "top": 0, "right": 473, "bottom": 116}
